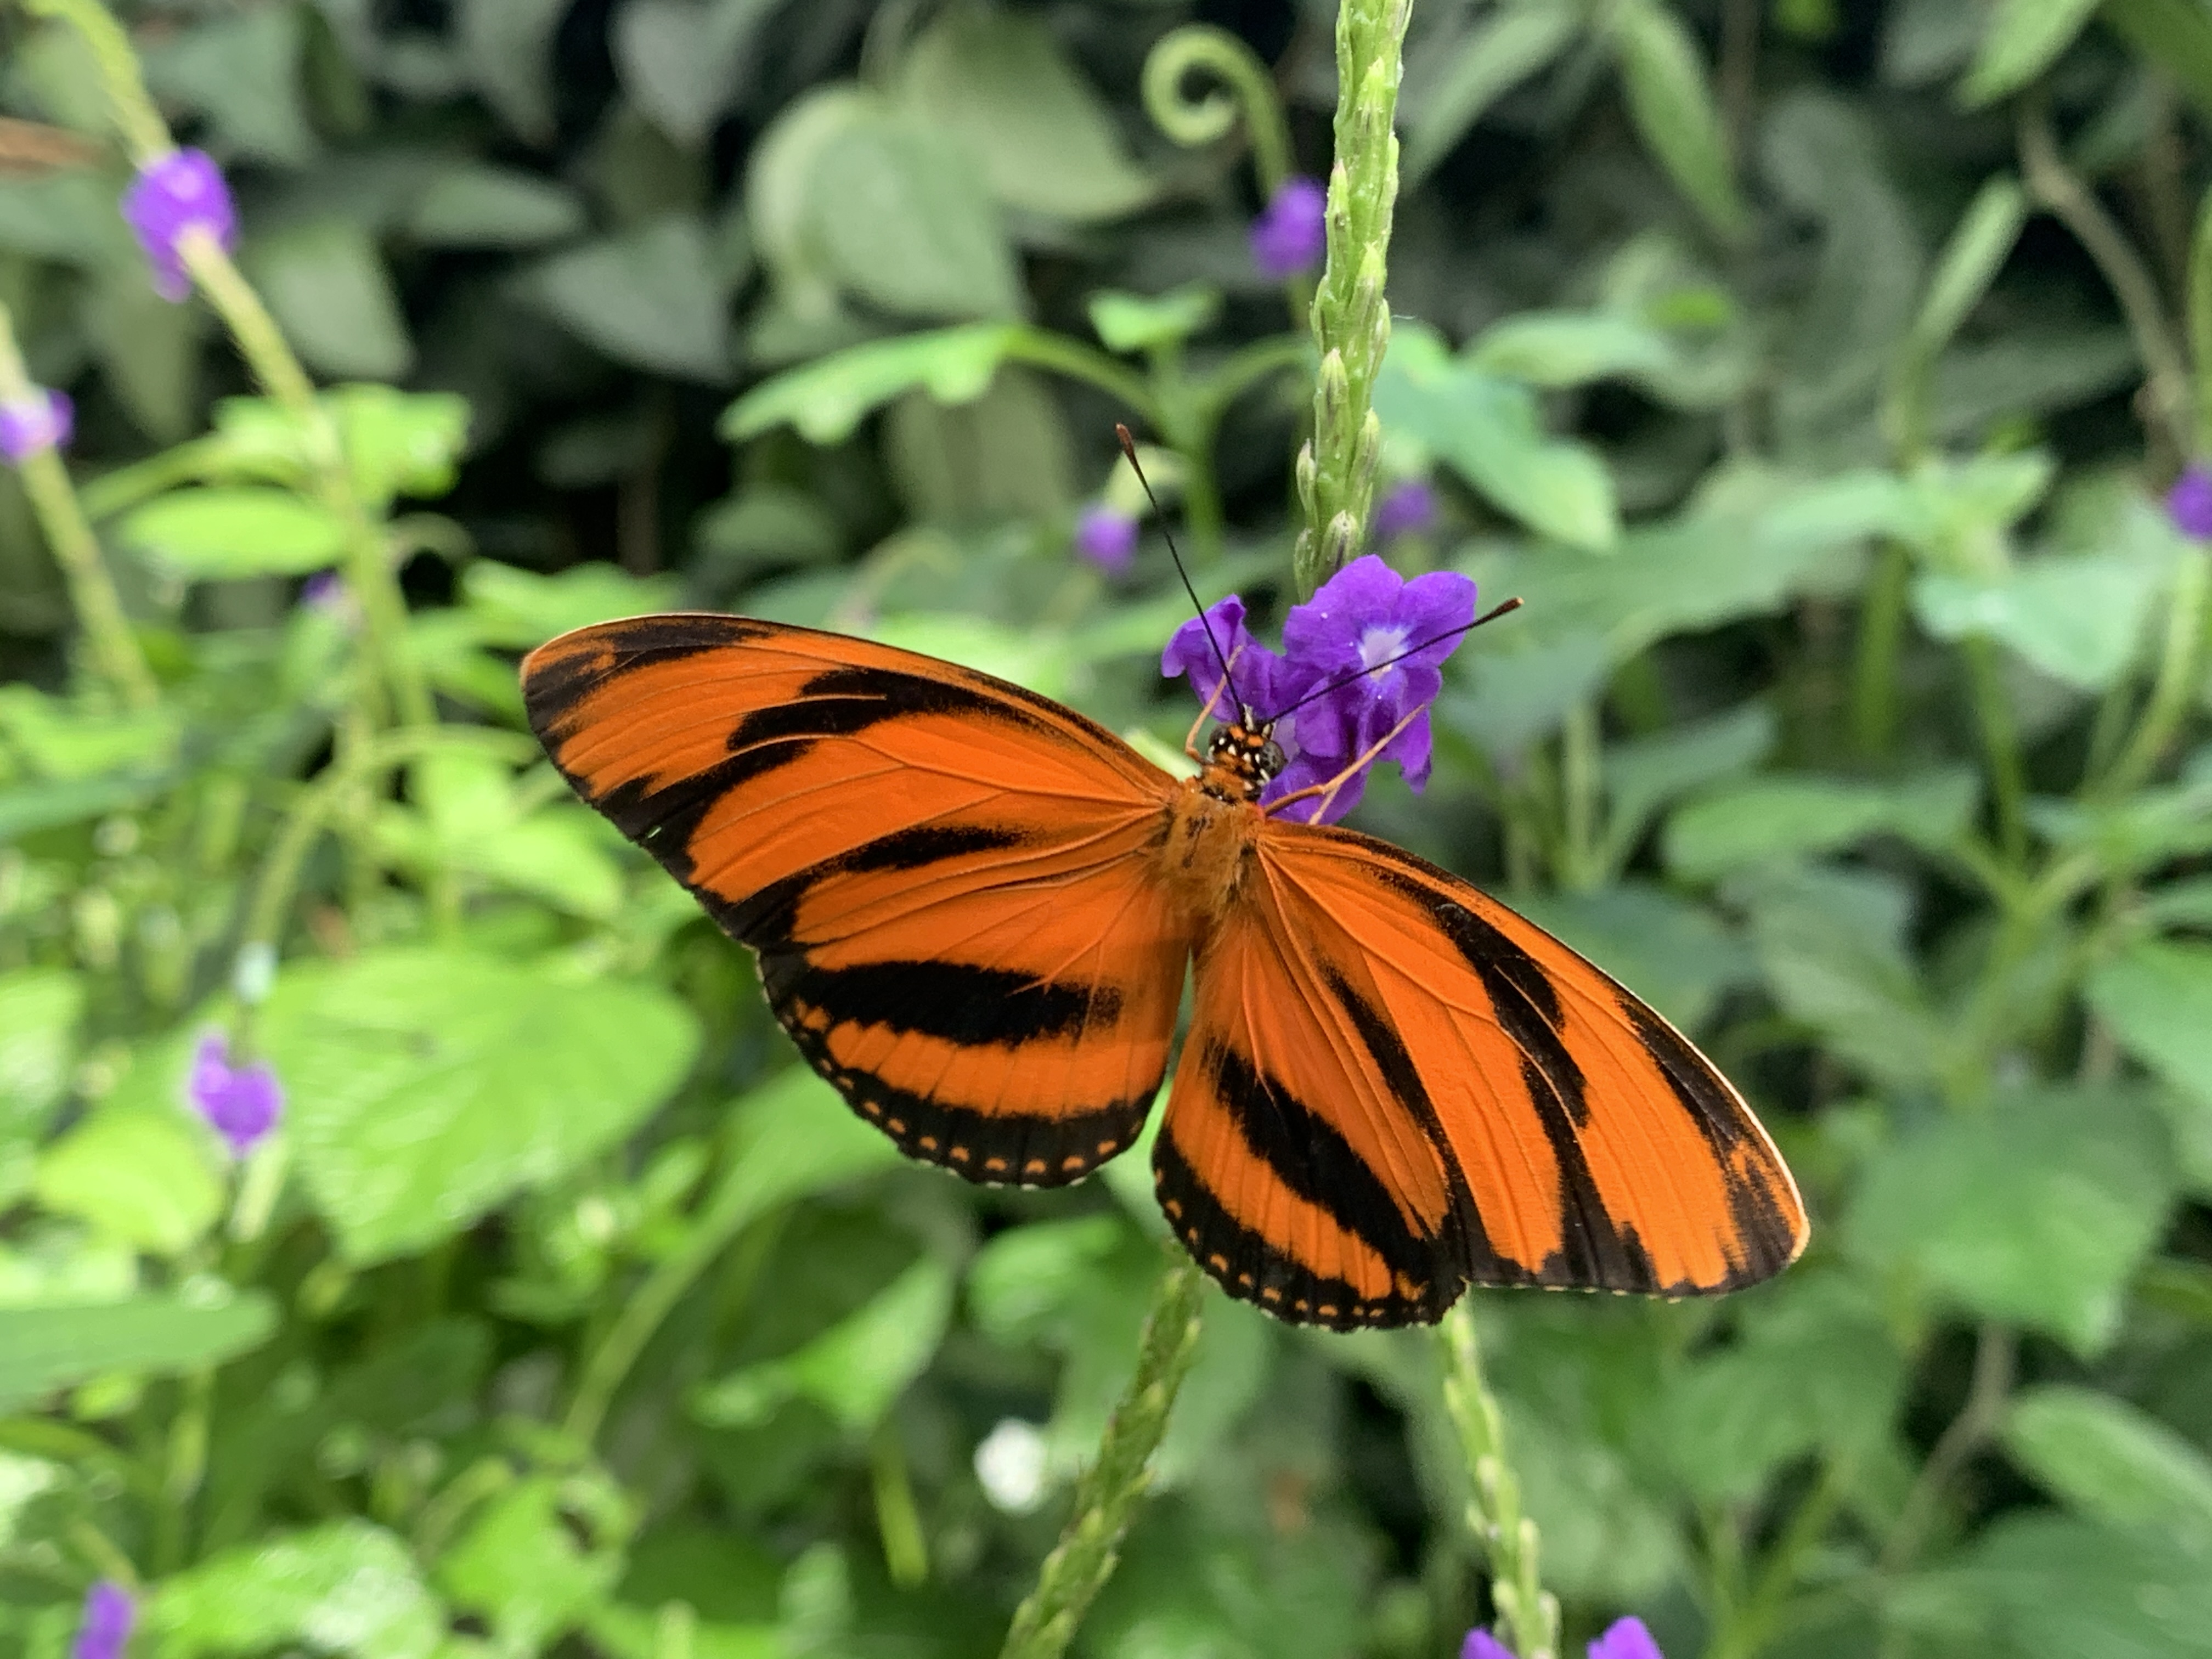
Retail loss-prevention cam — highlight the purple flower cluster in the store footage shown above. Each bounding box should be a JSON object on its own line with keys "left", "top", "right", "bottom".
{"left": 0, "top": 388, "right": 72, "bottom": 464}
{"left": 71, "top": 1581, "right": 136, "bottom": 1659}
{"left": 2169, "top": 463, "right": 2212, "bottom": 540}
{"left": 187, "top": 1032, "right": 282, "bottom": 1159}
{"left": 1074, "top": 504, "right": 1139, "bottom": 576}
{"left": 1162, "top": 554, "right": 1476, "bottom": 823}
{"left": 1250, "top": 176, "right": 1327, "bottom": 280}
{"left": 1465, "top": 1617, "right": 1663, "bottom": 1659}
{"left": 121, "top": 149, "right": 235, "bottom": 302}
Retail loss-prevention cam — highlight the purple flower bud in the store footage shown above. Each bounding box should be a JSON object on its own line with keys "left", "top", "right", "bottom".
{"left": 1588, "top": 1617, "right": 1664, "bottom": 1659}
{"left": 1373, "top": 479, "right": 1438, "bottom": 543}
{"left": 1462, "top": 1632, "right": 1516, "bottom": 1659}
{"left": 300, "top": 572, "right": 344, "bottom": 610}
{"left": 1250, "top": 176, "right": 1327, "bottom": 280}
{"left": 1074, "top": 504, "right": 1139, "bottom": 576}
{"left": 71, "top": 1581, "right": 136, "bottom": 1659}
{"left": 121, "top": 149, "right": 236, "bottom": 303}
{"left": 187, "top": 1031, "right": 282, "bottom": 1159}
{"left": 0, "top": 388, "right": 72, "bottom": 464}
{"left": 2168, "top": 463, "right": 2212, "bottom": 540}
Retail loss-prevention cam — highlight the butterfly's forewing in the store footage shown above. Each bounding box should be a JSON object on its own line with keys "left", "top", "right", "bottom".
{"left": 524, "top": 615, "right": 1193, "bottom": 1185}
{"left": 1159, "top": 817, "right": 1807, "bottom": 1324}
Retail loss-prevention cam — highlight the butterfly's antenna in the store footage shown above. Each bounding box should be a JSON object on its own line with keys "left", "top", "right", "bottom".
{"left": 1117, "top": 424, "right": 1242, "bottom": 713}
{"left": 1260, "top": 596, "right": 1523, "bottom": 724}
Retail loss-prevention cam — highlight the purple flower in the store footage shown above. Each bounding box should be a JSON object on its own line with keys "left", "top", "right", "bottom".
{"left": 1588, "top": 1618, "right": 1664, "bottom": 1659}
{"left": 1163, "top": 556, "right": 1477, "bottom": 824}
{"left": 1163, "top": 595, "right": 1290, "bottom": 726}
{"left": 1074, "top": 504, "right": 1139, "bottom": 576}
{"left": 187, "top": 1032, "right": 281, "bottom": 1159}
{"left": 0, "top": 388, "right": 71, "bottom": 463}
{"left": 2168, "top": 464, "right": 2212, "bottom": 539}
{"left": 1272, "top": 554, "right": 1476, "bottom": 820}
{"left": 1462, "top": 1632, "right": 1516, "bottom": 1659}
{"left": 122, "top": 149, "right": 235, "bottom": 302}
{"left": 71, "top": 1581, "right": 135, "bottom": 1659}
{"left": 1374, "top": 479, "right": 1439, "bottom": 542}
{"left": 1250, "top": 175, "right": 1327, "bottom": 280}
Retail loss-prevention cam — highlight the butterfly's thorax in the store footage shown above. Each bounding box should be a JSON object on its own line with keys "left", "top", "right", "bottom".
{"left": 1154, "top": 721, "right": 1279, "bottom": 928}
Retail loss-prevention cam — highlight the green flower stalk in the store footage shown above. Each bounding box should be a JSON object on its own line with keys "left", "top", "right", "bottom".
{"left": 1440, "top": 1300, "right": 1560, "bottom": 1659}
{"left": 998, "top": 1256, "right": 1205, "bottom": 1659}
{"left": 24, "top": 0, "right": 433, "bottom": 735}
{"left": 0, "top": 301, "right": 157, "bottom": 709}
{"left": 1295, "top": 0, "right": 1412, "bottom": 597}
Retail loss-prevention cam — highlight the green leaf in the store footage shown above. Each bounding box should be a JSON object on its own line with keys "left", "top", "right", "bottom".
{"left": 1088, "top": 285, "right": 1222, "bottom": 355}
{"left": 1911, "top": 552, "right": 2164, "bottom": 690}
{"left": 699, "top": 1068, "right": 904, "bottom": 1238}
{"left": 456, "top": 0, "right": 567, "bottom": 141}
{"left": 720, "top": 322, "right": 1028, "bottom": 444}
{"left": 407, "top": 166, "right": 586, "bottom": 249}
{"left": 1895, "top": 1516, "right": 2212, "bottom": 1659}
{"left": 1664, "top": 1273, "right": 1909, "bottom": 1502}
{"left": 614, "top": 0, "right": 749, "bottom": 148}
{"left": 1609, "top": 0, "right": 1748, "bottom": 237}
{"left": 1601, "top": 701, "right": 1775, "bottom": 868}
{"left": 150, "top": 1520, "right": 443, "bottom": 1659}
{"left": 34, "top": 1108, "right": 223, "bottom": 1257}
{"left": 1961, "top": 0, "right": 2103, "bottom": 105}
{"left": 1664, "top": 767, "right": 1978, "bottom": 879}
{"left": 117, "top": 487, "right": 348, "bottom": 580}
{"left": 1376, "top": 325, "right": 1618, "bottom": 550}
{"left": 1404, "top": 0, "right": 1582, "bottom": 183}
{"left": 2004, "top": 1384, "right": 2212, "bottom": 1543}
{"left": 459, "top": 561, "right": 680, "bottom": 649}
{"left": 139, "top": 6, "right": 315, "bottom": 166}
{"left": 257, "top": 949, "right": 701, "bottom": 1264}
{"left": 1466, "top": 310, "right": 1677, "bottom": 388}
{"left": 0, "top": 968, "right": 84, "bottom": 1141}
{"left": 436, "top": 1476, "right": 630, "bottom": 1652}
{"left": 0, "top": 1292, "right": 276, "bottom": 1414}
{"left": 1905, "top": 176, "right": 2029, "bottom": 364}
{"left": 808, "top": 106, "right": 1024, "bottom": 321}
{"left": 0, "top": 171, "right": 134, "bottom": 266}
{"left": 332, "top": 385, "right": 472, "bottom": 509}
{"left": 83, "top": 263, "right": 204, "bottom": 444}
{"left": 1733, "top": 863, "right": 1944, "bottom": 1089}
{"left": 1848, "top": 1085, "right": 2175, "bottom": 1354}
{"left": 2088, "top": 940, "right": 2212, "bottom": 1188}
{"left": 692, "top": 1257, "right": 955, "bottom": 1434}
{"left": 526, "top": 217, "right": 733, "bottom": 382}
{"left": 242, "top": 219, "right": 414, "bottom": 381}
{"left": 2103, "top": 0, "right": 2212, "bottom": 124}
{"left": 895, "top": 4, "right": 1159, "bottom": 222}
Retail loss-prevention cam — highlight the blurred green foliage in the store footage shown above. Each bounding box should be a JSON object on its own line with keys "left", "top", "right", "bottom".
{"left": 3, "top": 1, "right": 2212, "bottom": 1657}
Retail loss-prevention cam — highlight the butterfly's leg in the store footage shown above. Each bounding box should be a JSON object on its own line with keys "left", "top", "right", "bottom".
{"left": 1262, "top": 707, "right": 1423, "bottom": 819}
{"left": 1183, "top": 646, "right": 1244, "bottom": 761}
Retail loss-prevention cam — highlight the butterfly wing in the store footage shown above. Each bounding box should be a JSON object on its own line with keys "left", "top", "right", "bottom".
{"left": 1156, "top": 817, "right": 1807, "bottom": 1327}
{"left": 524, "top": 614, "right": 1192, "bottom": 1185}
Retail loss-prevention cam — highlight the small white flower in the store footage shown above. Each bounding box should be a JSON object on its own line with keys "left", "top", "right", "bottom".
{"left": 973, "top": 1418, "right": 1050, "bottom": 1515}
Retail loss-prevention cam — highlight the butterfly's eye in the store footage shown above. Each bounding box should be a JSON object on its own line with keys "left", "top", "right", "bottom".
{"left": 1256, "top": 738, "right": 1285, "bottom": 778}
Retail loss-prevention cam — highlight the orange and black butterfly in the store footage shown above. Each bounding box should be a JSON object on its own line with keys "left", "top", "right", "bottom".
{"left": 522, "top": 600, "right": 1807, "bottom": 1329}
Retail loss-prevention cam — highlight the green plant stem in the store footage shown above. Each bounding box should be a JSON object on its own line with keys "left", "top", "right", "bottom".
{"left": 19, "top": 0, "right": 168, "bottom": 158}
{"left": 1293, "top": 0, "right": 1411, "bottom": 595}
{"left": 1558, "top": 700, "right": 1602, "bottom": 893}
{"left": 2018, "top": 95, "right": 2193, "bottom": 459}
{"left": 1705, "top": 1463, "right": 1844, "bottom": 1659}
{"left": 154, "top": 1369, "right": 213, "bottom": 1573}
{"left": 1141, "top": 25, "right": 1295, "bottom": 194}
{"left": 1960, "top": 636, "right": 2027, "bottom": 866}
{"left": 0, "top": 302, "right": 158, "bottom": 709}
{"left": 1851, "top": 543, "right": 1911, "bottom": 760}
{"left": 1438, "top": 1300, "right": 1559, "bottom": 1659}
{"left": 178, "top": 233, "right": 432, "bottom": 733}
{"left": 998, "top": 1256, "right": 1205, "bottom": 1659}
{"left": 1005, "top": 329, "right": 1162, "bottom": 427}
{"left": 1883, "top": 1323, "right": 2015, "bottom": 1571}
{"left": 2190, "top": 181, "right": 2212, "bottom": 452}
{"left": 871, "top": 1422, "right": 931, "bottom": 1589}
{"left": 2091, "top": 546, "right": 2209, "bottom": 798}
{"left": 230, "top": 727, "right": 531, "bottom": 1041}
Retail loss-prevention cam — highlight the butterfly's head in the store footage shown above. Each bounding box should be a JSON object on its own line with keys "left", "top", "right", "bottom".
{"left": 1202, "top": 718, "right": 1285, "bottom": 802}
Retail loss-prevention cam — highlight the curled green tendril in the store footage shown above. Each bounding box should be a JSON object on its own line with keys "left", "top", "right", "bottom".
{"left": 1141, "top": 24, "right": 1295, "bottom": 198}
